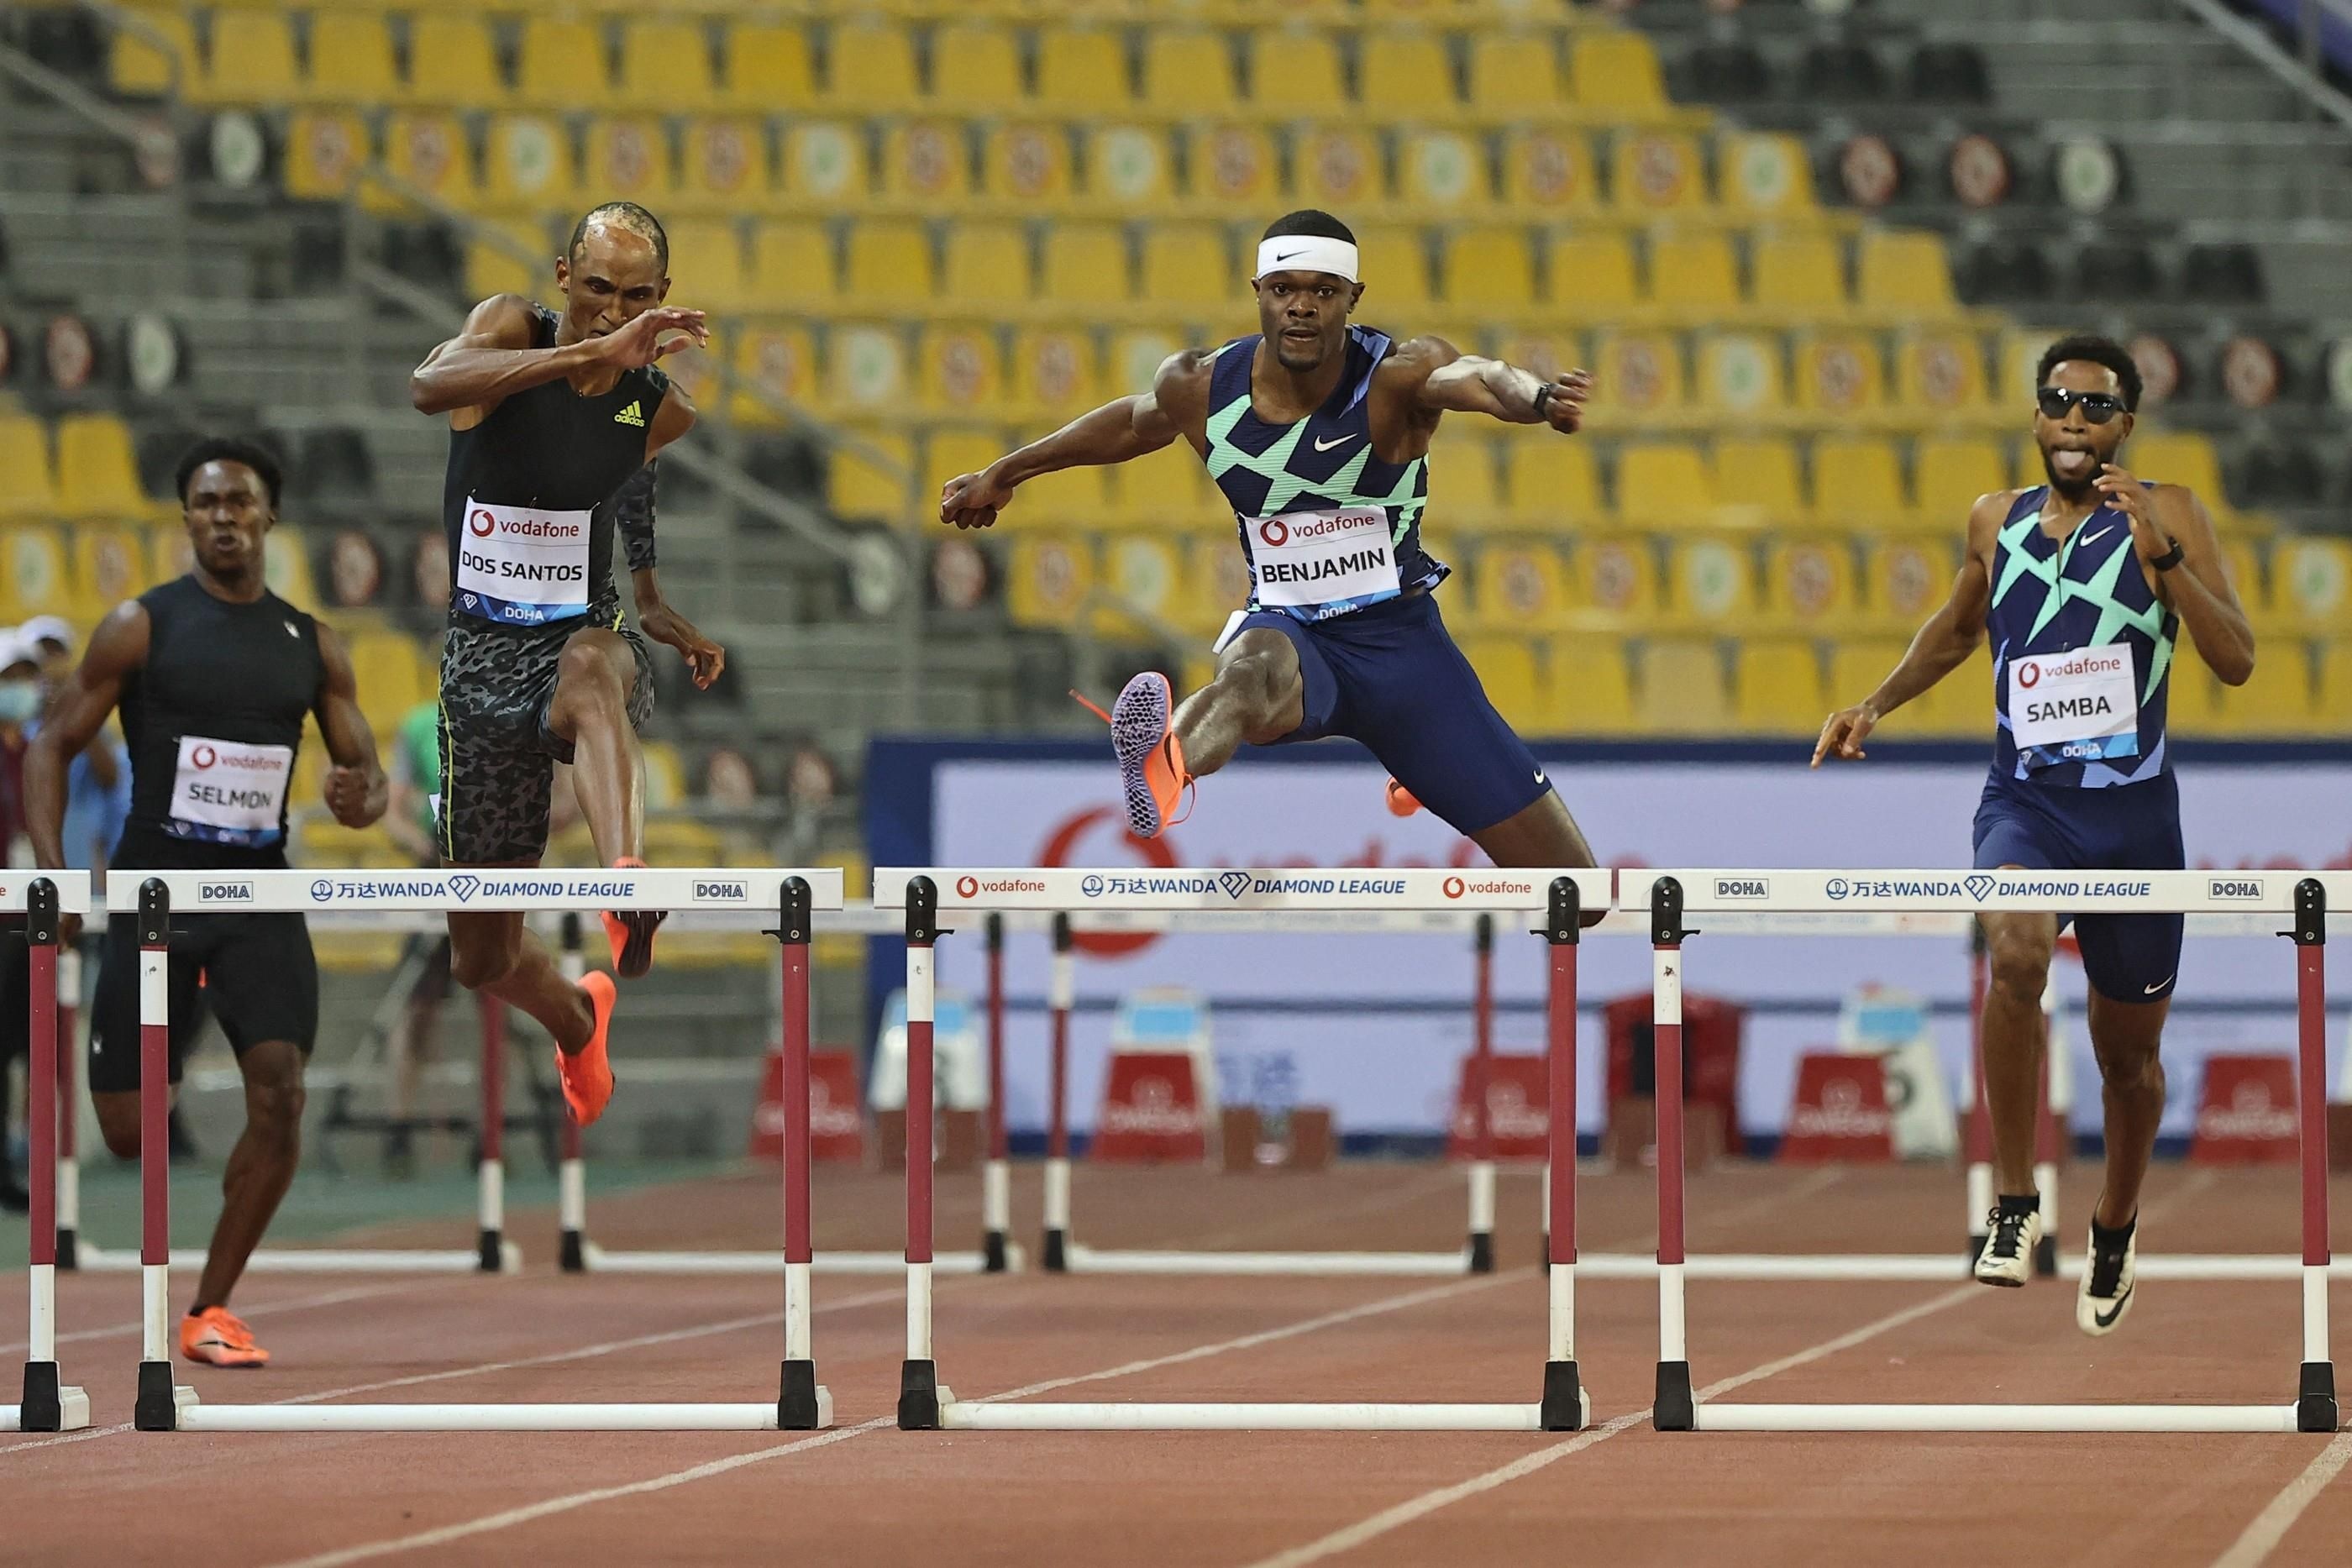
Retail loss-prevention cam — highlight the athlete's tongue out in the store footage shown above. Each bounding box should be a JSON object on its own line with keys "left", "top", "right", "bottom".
{"left": 2049, "top": 448, "right": 2097, "bottom": 481}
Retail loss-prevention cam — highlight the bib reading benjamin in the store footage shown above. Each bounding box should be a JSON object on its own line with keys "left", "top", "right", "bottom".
{"left": 1249, "top": 506, "right": 1399, "bottom": 618}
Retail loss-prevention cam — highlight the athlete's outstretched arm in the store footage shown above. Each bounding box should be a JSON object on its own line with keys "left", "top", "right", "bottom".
{"left": 1813, "top": 490, "right": 2007, "bottom": 766}
{"left": 312, "top": 624, "right": 389, "bottom": 830}
{"left": 941, "top": 349, "right": 1213, "bottom": 528}
{"left": 409, "top": 295, "right": 706, "bottom": 421}
{"left": 2093, "top": 468, "right": 2255, "bottom": 686}
{"left": 23, "top": 601, "right": 146, "bottom": 869}
{"left": 1415, "top": 343, "right": 1591, "bottom": 433}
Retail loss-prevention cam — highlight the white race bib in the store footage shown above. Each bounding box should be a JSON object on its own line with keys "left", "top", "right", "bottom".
{"left": 167, "top": 734, "right": 293, "bottom": 846}
{"left": 455, "top": 496, "right": 591, "bottom": 626}
{"left": 1246, "top": 506, "right": 1400, "bottom": 617}
{"left": 2008, "top": 646, "right": 2140, "bottom": 765}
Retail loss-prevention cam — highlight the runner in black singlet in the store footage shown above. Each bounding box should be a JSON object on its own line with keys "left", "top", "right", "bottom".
{"left": 409, "top": 201, "right": 724, "bottom": 1127}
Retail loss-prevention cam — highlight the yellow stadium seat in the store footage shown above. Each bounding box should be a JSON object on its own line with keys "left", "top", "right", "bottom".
{"left": 1762, "top": 539, "right": 1859, "bottom": 626}
{"left": 916, "top": 324, "right": 1005, "bottom": 412}
{"left": 844, "top": 219, "right": 933, "bottom": 303}
{"left": 1493, "top": 328, "right": 1584, "bottom": 389}
{"left": 827, "top": 432, "right": 914, "bottom": 520}
{"left": 880, "top": 122, "right": 970, "bottom": 203}
{"left": 262, "top": 526, "right": 315, "bottom": 611}
{"left": 1734, "top": 640, "right": 1826, "bottom": 732}
{"left": 1142, "top": 225, "right": 1232, "bottom": 307}
{"left": 1812, "top": 437, "right": 1908, "bottom": 522}
{"left": 582, "top": 117, "right": 677, "bottom": 209}
{"left": 829, "top": 324, "right": 910, "bottom": 412}
{"left": 515, "top": 18, "right": 608, "bottom": 110}
{"left": 1444, "top": 228, "right": 1536, "bottom": 309}
{"left": 826, "top": 19, "right": 919, "bottom": 108}
{"left": 1247, "top": 29, "right": 1345, "bottom": 109}
{"left": 71, "top": 523, "right": 146, "bottom": 611}
{"left": 1165, "top": 538, "right": 1244, "bottom": 638}
{"left": 639, "top": 740, "right": 689, "bottom": 812}
{"left": 1915, "top": 438, "right": 2008, "bottom": 521}
{"left": 465, "top": 220, "right": 545, "bottom": 305}
{"left": 1571, "top": 534, "right": 1662, "bottom": 619}
{"left": 2167, "top": 660, "right": 2224, "bottom": 737}
{"left": 1190, "top": 123, "right": 1280, "bottom": 208}
{"left": 189, "top": 11, "right": 295, "bottom": 106}
{"left": 1542, "top": 635, "right": 1638, "bottom": 733}
{"left": 1455, "top": 637, "right": 1544, "bottom": 731}
{"left": 1361, "top": 32, "right": 1457, "bottom": 113}
{"left": 1470, "top": 542, "right": 1572, "bottom": 627}
{"left": 921, "top": 430, "right": 1007, "bottom": 504}
{"left": 1438, "top": 439, "right": 1505, "bottom": 530}
{"left": 1399, "top": 131, "right": 1488, "bottom": 211}
{"left": 2271, "top": 538, "right": 2352, "bottom": 628}
{"left": 0, "top": 526, "right": 71, "bottom": 621}
{"left": 1793, "top": 333, "right": 1887, "bottom": 414}
{"left": 986, "top": 124, "right": 1075, "bottom": 206}
{"left": 2000, "top": 331, "right": 2058, "bottom": 409}
{"left": 2129, "top": 432, "right": 2228, "bottom": 506}
{"left": 1024, "top": 462, "right": 1111, "bottom": 529}
{"left": 1293, "top": 125, "right": 1386, "bottom": 209}
{"left": 1752, "top": 234, "right": 1847, "bottom": 317}
{"left": 1009, "top": 328, "right": 1102, "bottom": 416}
{"left": 1096, "top": 534, "right": 1187, "bottom": 639}
{"left": 730, "top": 324, "right": 816, "bottom": 424}
{"left": 1719, "top": 133, "right": 1816, "bottom": 216}
{"left": 1897, "top": 330, "right": 1993, "bottom": 412}
{"left": 2318, "top": 642, "right": 2352, "bottom": 726}
{"left": 1714, "top": 437, "right": 1803, "bottom": 518}
{"left": 1670, "top": 537, "right": 1757, "bottom": 622}
{"left": 782, "top": 122, "right": 866, "bottom": 205}
{"left": 1569, "top": 30, "right": 1665, "bottom": 114}
{"left": 664, "top": 218, "right": 749, "bottom": 312}
{"left": 374, "top": 112, "right": 475, "bottom": 212}
{"left": 285, "top": 110, "right": 370, "bottom": 201}
{"left": 482, "top": 115, "right": 580, "bottom": 217}
{"left": 1827, "top": 640, "right": 1907, "bottom": 724}
{"left": 2215, "top": 650, "right": 2313, "bottom": 734}
{"left": 618, "top": 19, "right": 714, "bottom": 108}
{"left": 403, "top": 17, "right": 499, "bottom": 108}
{"left": 1611, "top": 133, "right": 1707, "bottom": 212}
{"left": 304, "top": 13, "right": 398, "bottom": 104}
{"left": 1647, "top": 232, "right": 1740, "bottom": 311}
{"left": 680, "top": 118, "right": 776, "bottom": 213}
{"left": 1593, "top": 331, "right": 1685, "bottom": 418}
{"left": 726, "top": 24, "right": 816, "bottom": 109}
{"left": 1919, "top": 648, "right": 1994, "bottom": 739}
{"left": 1145, "top": 29, "right": 1235, "bottom": 108}
{"left": 1695, "top": 333, "right": 1788, "bottom": 417}
{"left": 110, "top": 5, "right": 193, "bottom": 97}
{"left": 943, "top": 222, "right": 1032, "bottom": 304}
{"left": 1641, "top": 639, "right": 1732, "bottom": 734}
{"left": 1858, "top": 231, "right": 1957, "bottom": 316}
{"left": 930, "top": 22, "right": 1022, "bottom": 110}
{"left": 750, "top": 220, "right": 836, "bottom": 307}
{"left": 55, "top": 415, "right": 143, "bottom": 517}
{"left": 2220, "top": 539, "right": 2264, "bottom": 617}
{"left": 1865, "top": 538, "right": 1953, "bottom": 625}
{"left": 1007, "top": 537, "right": 1096, "bottom": 628}
{"left": 1087, "top": 125, "right": 1174, "bottom": 209}
{"left": 1469, "top": 33, "right": 1562, "bottom": 112}
{"left": 1042, "top": 223, "right": 1130, "bottom": 305}
{"left": 0, "top": 417, "right": 57, "bottom": 517}
{"left": 1504, "top": 437, "right": 1600, "bottom": 525}
{"left": 1543, "top": 233, "right": 1638, "bottom": 317}
{"left": 349, "top": 632, "right": 426, "bottom": 732}
{"left": 1617, "top": 443, "right": 1714, "bottom": 524}
{"left": 1110, "top": 328, "right": 1184, "bottom": 396}
{"left": 1357, "top": 230, "right": 1432, "bottom": 310}
{"left": 1036, "top": 27, "right": 1129, "bottom": 113}
{"left": 1503, "top": 130, "right": 1597, "bottom": 212}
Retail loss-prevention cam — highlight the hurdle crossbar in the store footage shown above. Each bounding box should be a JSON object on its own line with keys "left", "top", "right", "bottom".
{"left": 1628, "top": 868, "right": 2339, "bottom": 1435}
{"left": 876, "top": 868, "right": 1603, "bottom": 1433}
{"left": 5, "top": 875, "right": 93, "bottom": 1434}
{"left": 114, "top": 868, "right": 840, "bottom": 1434}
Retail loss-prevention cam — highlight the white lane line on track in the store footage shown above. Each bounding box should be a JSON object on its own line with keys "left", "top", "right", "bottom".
{"left": 2209, "top": 1430, "right": 2352, "bottom": 1568}
{"left": 260, "top": 1269, "right": 1530, "bottom": 1568}
{"left": 0, "top": 1281, "right": 426, "bottom": 1357}
{"left": 1239, "top": 1283, "right": 1983, "bottom": 1568}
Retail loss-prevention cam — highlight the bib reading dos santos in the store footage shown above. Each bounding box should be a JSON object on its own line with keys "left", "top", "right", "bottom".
{"left": 1988, "top": 485, "right": 2178, "bottom": 786}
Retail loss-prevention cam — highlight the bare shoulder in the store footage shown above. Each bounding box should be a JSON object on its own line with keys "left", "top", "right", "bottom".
{"left": 82, "top": 598, "right": 151, "bottom": 674}
{"left": 2147, "top": 481, "right": 2210, "bottom": 523}
{"left": 459, "top": 293, "right": 543, "bottom": 346}
{"left": 1150, "top": 347, "right": 1219, "bottom": 413}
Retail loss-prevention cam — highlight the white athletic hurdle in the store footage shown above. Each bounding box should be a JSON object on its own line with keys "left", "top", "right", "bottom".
{"left": 114, "top": 868, "right": 843, "bottom": 1434}
{"left": 3, "top": 873, "right": 93, "bottom": 1434}
{"left": 1629, "top": 868, "right": 2339, "bottom": 1434}
{"left": 876, "top": 867, "right": 1605, "bottom": 1433}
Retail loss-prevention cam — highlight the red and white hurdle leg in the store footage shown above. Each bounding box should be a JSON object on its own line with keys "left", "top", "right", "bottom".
{"left": 132, "top": 879, "right": 192, "bottom": 1431}
{"left": 1540, "top": 879, "right": 1587, "bottom": 1429}
{"left": 13, "top": 878, "right": 88, "bottom": 1433}
{"left": 2292, "top": 878, "right": 2338, "bottom": 1432}
{"left": 54, "top": 941, "right": 81, "bottom": 1272}
{"left": 774, "top": 877, "right": 832, "bottom": 1429}
{"left": 1650, "top": 878, "right": 1695, "bottom": 1430}
{"left": 1466, "top": 914, "right": 1497, "bottom": 1273}
{"left": 1042, "top": 912, "right": 1073, "bottom": 1272}
{"left": 899, "top": 876, "right": 947, "bottom": 1429}
{"left": 476, "top": 990, "right": 508, "bottom": 1272}
{"left": 557, "top": 913, "right": 589, "bottom": 1272}
{"left": 982, "top": 913, "right": 1011, "bottom": 1272}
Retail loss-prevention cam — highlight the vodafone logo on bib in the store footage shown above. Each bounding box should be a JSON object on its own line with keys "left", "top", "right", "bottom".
{"left": 2017, "top": 662, "right": 2040, "bottom": 689}
{"left": 192, "top": 743, "right": 218, "bottom": 769}
{"left": 470, "top": 509, "right": 496, "bottom": 538}
{"left": 1259, "top": 518, "right": 1289, "bottom": 548}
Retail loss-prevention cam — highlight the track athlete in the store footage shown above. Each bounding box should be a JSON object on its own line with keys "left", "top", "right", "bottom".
{"left": 1814, "top": 334, "right": 2255, "bottom": 1333}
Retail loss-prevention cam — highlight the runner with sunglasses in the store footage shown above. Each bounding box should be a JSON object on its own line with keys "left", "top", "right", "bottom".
{"left": 1813, "top": 333, "right": 2255, "bottom": 1332}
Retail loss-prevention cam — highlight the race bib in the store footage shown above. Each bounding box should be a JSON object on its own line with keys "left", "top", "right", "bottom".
{"left": 2008, "top": 646, "right": 2139, "bottom": 767}
{"left": 1246, "top": 506, "right": 1400, "bottom": 619}
{"left": 167, "top": 735, "right": 293, "bottom": 846}
{"left": 454, "top": 496, "right": 591, "bottom": 626}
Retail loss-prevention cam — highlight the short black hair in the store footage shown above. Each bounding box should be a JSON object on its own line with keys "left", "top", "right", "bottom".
{"left": 2036, "top": 333, "right": 2143, "bottom": 412}
{"left": 1262, "top": 209, "right": 1357, "bottom": 245}
{"left": 175, "top": 436, "right": 283, "bottom": 511}
{"left": 570, "top": 201, "right": 669, "bottom": 275}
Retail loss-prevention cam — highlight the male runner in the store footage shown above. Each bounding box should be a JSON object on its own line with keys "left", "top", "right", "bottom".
{"left": 409, "top": 200, "right": 724, "bottom": 1128}
{"left": 1814, "top": 334, "right": 2255, "bottom": 1333}
{"left": 941, "top": 210, "right": 1600, "bottom": 874}
{"left": 25, "top": 438, "right": 391, "bottom": 1366}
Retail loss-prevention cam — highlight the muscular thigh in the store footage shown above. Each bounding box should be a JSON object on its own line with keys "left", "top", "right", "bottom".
{"left": 1213, "top": 621, "right": 1315, "bottom": 745}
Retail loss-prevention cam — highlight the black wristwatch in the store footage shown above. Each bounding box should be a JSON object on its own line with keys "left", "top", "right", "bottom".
{"left": 2149, "top": 537, "right": 2186, "bottom": 573}
{"left": 1532, "top": 383, "right": 1556, "bottom": 421}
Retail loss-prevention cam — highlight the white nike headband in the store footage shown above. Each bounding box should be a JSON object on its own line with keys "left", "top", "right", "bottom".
{"left": 1254, "top": 235, "right": 1360, "bottom": 283}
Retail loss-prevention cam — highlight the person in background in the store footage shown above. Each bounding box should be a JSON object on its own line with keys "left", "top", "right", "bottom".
{"left": 0, "top": 632, "right": 41, "bottom": 1210}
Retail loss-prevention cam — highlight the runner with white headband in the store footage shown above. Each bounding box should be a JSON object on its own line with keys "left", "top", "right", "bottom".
{"left": 942, "top": 210, "right": 1601, "bottom": 883}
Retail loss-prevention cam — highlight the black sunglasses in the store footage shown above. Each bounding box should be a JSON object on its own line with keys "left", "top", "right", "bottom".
{"left": 2036, "top": 387, "right": 2126, "bottom": 424}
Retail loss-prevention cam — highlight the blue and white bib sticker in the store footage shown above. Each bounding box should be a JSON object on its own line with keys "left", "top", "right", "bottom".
{"left": 2008, "top": 646, "right": 2139, "bottom": 765}
{"left": 456, "top": 496, "right": 591, "bottom": 626}
{"left": 167, "top": 734, "right": 292, "bottom": 846}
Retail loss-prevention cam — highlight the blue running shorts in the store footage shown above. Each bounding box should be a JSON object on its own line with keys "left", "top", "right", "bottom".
{"left": 1971, "top": 768, "right": 2185, "bottom": 1003}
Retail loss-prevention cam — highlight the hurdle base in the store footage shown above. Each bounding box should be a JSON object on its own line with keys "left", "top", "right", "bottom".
{"left": 16, "top": 1363, "right": 89, "bottom": 1433}
{"left": 579, "top": 1245, "right": 1000, "bottom": 1276}
{"left": 1467, "top": 1232, "right": 1495, "bottom": 1274}
{"left": 1043, "top": 1227, "right": 1068, "bottom": 1272}
{"left": 776, "top": 1358, "right": 833, "bottom": 1430}
{"left": 2033, "top": 1234, "right": 2059, "bottom": 1277}
{"left": 80, "top": 1242, "right": 512, "bottom": 1275}
{"left": 135, "top": 1363, "right": 195, "bottom": 1432}
{"left": 1539, "top": 1360, "right": 1587, "bottom": 1431}
{"left": 1654, "top": 1361, "right": 1695, "bottom": 1432}
{"left": 2297, "top": 1362, "right": 2337, "bottom": 1434}
{"left": 941, "top": 1400, "right": 1545, "bottom": 1431}
{"left": 559, "top": 1230, "right": 586, "bottom": 1273}
{"left": 1691, "top": 1402, "right": 2304, "bottom": 1433}
{"left": 984, "top": 1230, "right": 1009, "bottom": 1274}
{"left": 1063, "top": 1244, "right": 1472, "bottom": 1277}
{"left": 55, "top": 1228, "right": 78, "bottom": 1271}
{"left": 899, "top": 1361, "right": 942, "bottom": 1430}
{"left": 176, "top": 1402, "right": 799, "bottom": 1431}
{"left": 476, "top": 1228, "right": 504, "bottom": 1273}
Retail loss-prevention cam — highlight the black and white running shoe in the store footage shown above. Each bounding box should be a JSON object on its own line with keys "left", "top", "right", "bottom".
{"left": 1974, "top": 1203, "right": 2044, "bottom": 1287}
{"left": 2077, "top": 1222, "right": 2138, "bottom": 1335}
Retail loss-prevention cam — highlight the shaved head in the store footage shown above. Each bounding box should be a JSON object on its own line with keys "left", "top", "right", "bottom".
{"left": 568, "top": 202, "right": 669, "bottom": 275}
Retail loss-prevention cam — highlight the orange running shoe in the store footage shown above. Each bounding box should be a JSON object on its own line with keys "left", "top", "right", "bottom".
{"left": 1384, "top": 778, "right": 1423, "bottom": 817}
{"left": 181, "top": 1306, "right": 269, "bottom": 1368}
{"left": 599, "top": 856, "right": 666, "bottom": 979}
{"left": 559, "top": 971, "right": 618, "bottom": 1127}
{"left": 1105, "top": 673, "right": 1193, "bottom": 838}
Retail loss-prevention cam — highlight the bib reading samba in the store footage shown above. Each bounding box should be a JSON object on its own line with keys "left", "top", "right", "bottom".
{"left": 2008, "top": 646, "right": 2139, "bottom": 768}
{"left": 1247, "top": 506, "right": 1400, "bottom": 620}
{"left": 455, "top": 496, "right": 591, "bottom": 626}
{"left": 167, "top": 734, "right": 293, "bottom": 846}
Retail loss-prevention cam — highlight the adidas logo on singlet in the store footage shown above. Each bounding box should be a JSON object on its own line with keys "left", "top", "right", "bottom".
{"left": 614, "top": 400, "right": 645, "bottom": 427}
